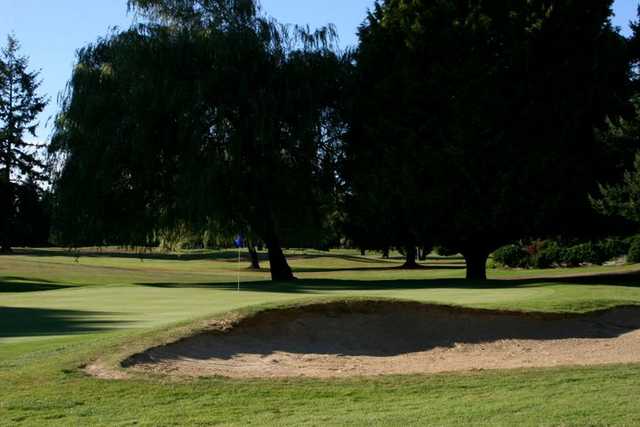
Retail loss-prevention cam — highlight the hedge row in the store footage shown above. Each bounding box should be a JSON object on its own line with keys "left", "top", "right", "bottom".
{"left": 493, "top": 237, "right": 640, "bottom": 269}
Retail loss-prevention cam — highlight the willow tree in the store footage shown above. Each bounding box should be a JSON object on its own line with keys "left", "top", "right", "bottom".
{"left": 51, "top": 0, "right": 346, "bottom": 280}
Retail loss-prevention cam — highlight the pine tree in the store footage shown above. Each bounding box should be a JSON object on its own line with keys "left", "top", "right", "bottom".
{"left": 0, "top": 35, "right": 48, "bottom": 252}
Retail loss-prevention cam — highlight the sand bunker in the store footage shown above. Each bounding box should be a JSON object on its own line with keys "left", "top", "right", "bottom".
{"left": 121, "top": 301, "right": 640, "bottom": 378}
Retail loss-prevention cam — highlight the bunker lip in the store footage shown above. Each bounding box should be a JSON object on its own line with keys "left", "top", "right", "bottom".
{"left": 97, "top": 300, "right": 640, "bottom": 379}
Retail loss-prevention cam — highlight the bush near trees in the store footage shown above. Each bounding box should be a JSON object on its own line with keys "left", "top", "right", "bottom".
{"left": 493, "top": 238, "right": 633, "bottom": 269}
{"left": 493, "top": 245, "right": 530, "bottom": 269}
{"left": 628, "top": 236, "right": 640, "bottom": 264}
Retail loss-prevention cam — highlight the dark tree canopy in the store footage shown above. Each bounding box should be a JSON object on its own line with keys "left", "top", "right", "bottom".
{"left": 49, "top": 0, "right": 640, "bottom": 281}
{"left": 344, "top": 0, "right": 633, "bottom": 279}
{"left": 592, "top": 9, "right": 640, "bottom": 226}
{"left": 342, "top": 1, "right": 434, "bottom": 267}
{"left": 51, "top": 0, "right": 347, "bottom": 280}
{"left": 592, "top": 97, "right": 640, "bottom": 224}
{"left": 0, "top": 35, "right": 48, "bottom": 252}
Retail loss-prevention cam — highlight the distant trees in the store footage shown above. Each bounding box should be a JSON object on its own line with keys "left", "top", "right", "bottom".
{"left": 49, "top": 0, "right": 640, "bottom": 281}
{"left": 0, "top": 35, "right": 48, "bottom": 252}
{"left": 592, "top": 99, "right": 640, "bottom": 224}
{"left": 342, "top": 1, "right": 435, "bottom": 269}
{"left": 592, "top": 13, "right": 640, "bottom": 226}
{"left": 343, "top": 0, "right": 633, "bottom": 279}
{"left": 51, "top": 0, "right": 347, "bottom": 280}
{"left": 12, "top": 179, "right": 50, "bottom": 246}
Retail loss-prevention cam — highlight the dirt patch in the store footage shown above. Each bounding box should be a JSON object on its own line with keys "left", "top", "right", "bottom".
{"left": 84, "top": 362, "right": 130, "bottom": 380}
{"left": 118, "top": 301, "right": 640, "bottom": 379}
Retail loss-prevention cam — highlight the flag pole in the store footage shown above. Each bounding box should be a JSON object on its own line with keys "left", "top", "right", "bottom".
{"left": 237, "top": 244, "right": 241, "bottom": 293}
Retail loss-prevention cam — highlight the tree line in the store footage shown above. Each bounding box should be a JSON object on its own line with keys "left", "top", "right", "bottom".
{"left": 3, "top": 0, "right": 640, "bottom": 281}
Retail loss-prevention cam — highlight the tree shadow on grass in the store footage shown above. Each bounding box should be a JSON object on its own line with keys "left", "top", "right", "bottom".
{"left": 13, "top": 247, "right": 466, "bottom": 266}
{"left": 0, "top": 307, "right": 126, "bottom": 338}
{"left": 0, "top": 276, "right": 74, "bottom": 293}
{"left": 290, "top": 264, "right": 467, "bottom": 273}
{"left": 136, "top": 270, "right": 640, "bottom": 294}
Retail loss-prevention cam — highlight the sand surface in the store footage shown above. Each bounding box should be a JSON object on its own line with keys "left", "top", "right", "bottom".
{"left": 112, "top": 301, "right": 640, "bottom": 379}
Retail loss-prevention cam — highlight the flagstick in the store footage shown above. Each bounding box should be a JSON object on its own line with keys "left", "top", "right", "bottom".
{"left": 237, "top": 245, "right": 241, "bottom": 293}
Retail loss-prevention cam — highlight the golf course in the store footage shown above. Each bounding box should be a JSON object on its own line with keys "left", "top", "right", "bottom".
{"left": 3, "top": 0, "right": 640, "bottom": 424}
{"left": 3, "top": 249, "right": 640, "bottom": 425}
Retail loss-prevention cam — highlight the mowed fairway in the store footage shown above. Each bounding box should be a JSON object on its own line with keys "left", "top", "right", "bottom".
{"left": 2, "top": 250, "right": 640, "bottom": 425}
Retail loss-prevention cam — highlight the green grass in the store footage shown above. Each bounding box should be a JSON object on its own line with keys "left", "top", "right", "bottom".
{"left": 2, "top": 249, "right": 640, "bottom": 425}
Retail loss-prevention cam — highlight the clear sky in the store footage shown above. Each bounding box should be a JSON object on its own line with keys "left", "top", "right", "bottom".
{"left": 2, "top": 0, "right": 638, "bottom": 142}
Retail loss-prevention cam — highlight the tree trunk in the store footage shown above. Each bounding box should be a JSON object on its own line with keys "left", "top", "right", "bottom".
{"left": 247, "top": 242, "right": 260, "bottom": 270}
{"left": 360, "top": 248, "right": 366, "bottom": 256}
{"left": 264, "top": 233, "right": 295, "bottom": 281}
{"left": 402, "top": 245, "right": 419, "bottom": 268}
{"left": 464, "top": 250, "right": 489, "bottom": 281}
{"left": 382, "top": 247, "right": 390, "bottom": 259}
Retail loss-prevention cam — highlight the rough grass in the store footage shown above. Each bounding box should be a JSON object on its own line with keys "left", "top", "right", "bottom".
{"left": 2, "top": 249, "right": 640, "bottom": 425}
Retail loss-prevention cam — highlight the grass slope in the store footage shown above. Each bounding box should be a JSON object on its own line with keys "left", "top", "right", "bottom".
{"left": 2, "top": 249, "right": 640, "bottom": 425}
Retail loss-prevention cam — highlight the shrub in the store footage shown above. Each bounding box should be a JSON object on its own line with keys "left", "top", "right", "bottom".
{"left": 585, "top": 242, "right": 608, "bottom": 265}
{"left": 493, "top": 237, "right": 637, "bottom": 269}
{"left": 532, "top": 240, "right": 563, "bottom": 269}
{"left": 628, "top": 236, "right": 640, "bottom": 264}
{"left": 562, "top": 242, "right": 607, "bottom": 267}
{"left": 599, "top": 238, "right": 629, "bottom": 262}
{"left": 493, "top": 244, "right": 529, "bottom": 268}
{"left": 561, "top": 245, "right": 583, "bottom": 267}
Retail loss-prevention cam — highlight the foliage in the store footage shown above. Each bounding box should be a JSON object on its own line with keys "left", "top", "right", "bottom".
{"left": 342, "top": 1, "right": 433, "bottom": 262}
{"left": 435, "top": 246, "right": 459, "bottom": 257}
{"left": 50, "top": 1, "right": 348, "bottom": 280}
{"left": 593, "top": 151, "right": 640, "bottom": 224}
{"left": 591, "top": 16, "right": 640, "bottom": 227}
{"left": 494, "top": 238, "right": 632, "bottom": 269}
{"left": 600, "top": 237, "right": 630, "bottom": 260}
{"left": 11, "top": 180, "right": 51, "bottom": 246}
{"left": 531, "top": 240, "right": 564, "bottom": 269}
{"left": 345, "top": 0, "right": 632, "bottom": 280}
{"left": 493, "top": 245, "right": 529, "bottom": 268}
{"left": 561, "top": 243, "right": 607, "bottom": 267}
{"left": 628, "top": 236, "right": 640, "bottom": 263}
{"left": 0, "top": 35, "right": 48, "bottom": 251}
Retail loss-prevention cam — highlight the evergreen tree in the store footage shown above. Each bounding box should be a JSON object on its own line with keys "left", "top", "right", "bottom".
{"left": 343, "top": 2, "right": 433, "bottom": 268}
{"left": 592, "top": 100, "right": 640, "bottom": 224}
{"left": 345, "top": 0, "right": 631, "bottom": 280}
{"left": 0, "top": 35, "right": 48, "bottom": 252}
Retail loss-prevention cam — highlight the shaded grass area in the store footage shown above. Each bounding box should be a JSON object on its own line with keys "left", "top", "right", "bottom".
{"left": 2, "top": 250, "right": 640, "bottom": 425}
{"left": 137, "top": 270, "right": 640, "bottom": 292}
{"left": 0, "top": 307, "right": 125, "bottom": 338}
{"left": 0, "top": 276, "right": 73, "bottom": 293}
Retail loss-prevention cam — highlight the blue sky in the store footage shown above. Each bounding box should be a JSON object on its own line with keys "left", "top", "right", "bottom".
{"left": 2, "top": 0, "right": 637, "bottom": 141}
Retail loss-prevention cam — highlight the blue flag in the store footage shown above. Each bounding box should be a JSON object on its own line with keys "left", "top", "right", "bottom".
{"left": 234, "top": 234, "right": 244, "bottom": 248}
